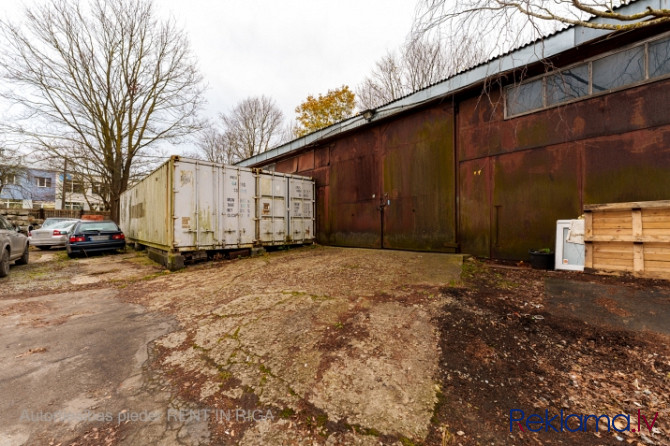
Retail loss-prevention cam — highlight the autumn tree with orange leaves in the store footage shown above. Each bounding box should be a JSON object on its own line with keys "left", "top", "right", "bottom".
{"left": 294, "top": 86, "right": 356, "bottom": 137}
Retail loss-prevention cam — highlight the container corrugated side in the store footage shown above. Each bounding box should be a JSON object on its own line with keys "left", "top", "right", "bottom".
{"left": 120, "top": 158, "right": 173, "bottom": 251}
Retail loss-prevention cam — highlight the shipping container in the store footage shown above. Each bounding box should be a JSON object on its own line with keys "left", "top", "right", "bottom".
{"left": 119, "top": 156, "right": 314, "bottom": 269}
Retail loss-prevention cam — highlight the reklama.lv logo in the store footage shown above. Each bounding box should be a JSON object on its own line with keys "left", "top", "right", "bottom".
{"left": 510, "top": 409, "right": 659, "bottom": 433}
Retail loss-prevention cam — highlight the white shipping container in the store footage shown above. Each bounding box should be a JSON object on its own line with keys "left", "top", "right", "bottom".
{"left": 120, "top": 156, "right": 314, "bottom": 265}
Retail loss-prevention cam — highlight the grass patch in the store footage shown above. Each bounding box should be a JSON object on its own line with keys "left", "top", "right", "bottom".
{"left": 127, "top": 253, "right": 160, "bottom": 267}
{"left": 278, "top": 408, "right": 295, "bottom": 419}
{"left": 399, "top": 436, "right": 418, "bottom": 446}
{"left": 460, "top": 258, "right": 486, "bottom": 282}
{"left": 310, "top": 294, "right": 332, "bottom": 301}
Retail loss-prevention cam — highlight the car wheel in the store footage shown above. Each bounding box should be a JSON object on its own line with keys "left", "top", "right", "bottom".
{"left": 67, "top": 251, "right": 78, "bottom": 259}
{"left": 0, "top": 249, "right": 9, "bottom": 278}
{"left": 15, "top": 244, "right": 29, "bottom": 265}
{"left": 37, "top": 246, "right": 51, "bottom": 251}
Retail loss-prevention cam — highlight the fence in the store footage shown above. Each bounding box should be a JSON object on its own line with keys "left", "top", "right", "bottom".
{"left": 0, "top": 208, "right": 111, "bottom": 227}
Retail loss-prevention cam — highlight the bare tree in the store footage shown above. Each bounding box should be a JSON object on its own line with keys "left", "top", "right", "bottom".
{"left": 357, "top": 53, "right": 405, "bottom": 110}
{"left": 279, "top": 120, "right": 299, "bottom": 146}
{"left": 193, "top": 123, "right": 233, "bottom": 165}
{"left": 357, "top": 37, "right": 483, "bottom": 109}
{"left": 0, "top": 0, "right": 205, "bottom": 221}
{"left": 221, "top": 96, "right": 284, "bottom": 161}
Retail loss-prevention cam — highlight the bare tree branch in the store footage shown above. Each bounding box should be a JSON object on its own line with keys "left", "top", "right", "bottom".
{"left": 415, "top": 0, "right": 670, "bottom": 56}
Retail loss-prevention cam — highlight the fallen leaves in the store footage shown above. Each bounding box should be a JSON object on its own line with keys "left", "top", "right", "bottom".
{"left": 15, "top": 347, "right": 47, "bottom": 358}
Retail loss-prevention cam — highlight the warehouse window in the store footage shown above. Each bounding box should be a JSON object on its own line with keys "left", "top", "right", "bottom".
{"left": 649, "top": 37, "right": 670, "bottom": 78}
{"left": 506, "top": 32, "right": 670, "bottom": 118}
{"left": 592, "top": 46, "right": 645, "bottom": 92}
{"left": 546, "top": 64, "right": 589, "bottom": 105}
{"left": 506, "top": 78, "right": 544, "bottom": 116}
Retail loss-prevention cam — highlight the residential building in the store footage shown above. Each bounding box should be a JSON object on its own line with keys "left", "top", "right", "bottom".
{"left": 0, "top": 168, "right": 57, "bottom": 209}
{"left": 0, "top": 167, "right": 107, "bottom": 212}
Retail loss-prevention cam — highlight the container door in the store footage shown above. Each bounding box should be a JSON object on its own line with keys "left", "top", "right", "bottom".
{"left": 221, "top": 167, "right": 239, "bottom": 246}
{"left": 288, "top": 177, "right": 315, "bottom": 243}
{"left": 172, "top": 160, "right": 218, "bottom": 249}
{"left": 173, "top": 161, "right": 197, "bottom": 248}
{"left": 221, "top": 167, "right": 255, "bottom": 247}
{"left": 238, "top": 169, "right": 255, "bottom": 246}
{"left": 257, "top": 174, "right": 287, "bottom": 244}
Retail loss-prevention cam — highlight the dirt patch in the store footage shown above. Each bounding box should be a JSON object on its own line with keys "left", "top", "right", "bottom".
{"left": 427, "top": 260, "right": 670, "bottom": 446}
{"left": 0, "top": 249, "right": 162, "bottom": 298}
{"left": 594, "top": 296, "right": 633, "bottom": 318}
{"left": 0, "top": 300, "right": 53, "bottom": 316}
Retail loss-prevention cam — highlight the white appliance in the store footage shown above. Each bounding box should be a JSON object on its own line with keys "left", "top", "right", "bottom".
{"left": 555, "top": 219, "right": 585, "bottom": 271}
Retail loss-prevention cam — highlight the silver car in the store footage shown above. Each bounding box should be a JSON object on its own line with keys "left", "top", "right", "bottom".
{"left": 29, "top": 218, "right": 80, "bottom": 250}
{"left": 0, "top": 214, "right": 29, "bottom": 277}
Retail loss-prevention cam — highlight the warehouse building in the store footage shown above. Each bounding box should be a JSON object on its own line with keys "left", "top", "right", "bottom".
{"left": 239, "top": 0, "right": 670, "bottom": 260}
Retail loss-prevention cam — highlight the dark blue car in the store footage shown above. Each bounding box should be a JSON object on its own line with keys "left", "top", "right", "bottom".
{"left": 66, "top": 220, "right": 126, "bottom": 258}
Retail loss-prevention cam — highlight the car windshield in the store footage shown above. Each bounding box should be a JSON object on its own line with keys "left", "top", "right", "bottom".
{"left": 42, "top": 219, "right": 77, "bottom": 229}
{"left": 79, "top": 222, "right": 119, "bottom": 232}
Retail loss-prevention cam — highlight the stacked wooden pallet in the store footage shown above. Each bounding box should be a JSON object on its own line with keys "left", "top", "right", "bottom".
{"left": 584, "top": 200, "right": 670, "bottom": 279}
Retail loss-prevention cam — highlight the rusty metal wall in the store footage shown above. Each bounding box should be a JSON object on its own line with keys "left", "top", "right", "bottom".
{"left": 251, "top": 76, "right": 670, "bottom": 260}
{"left": 458, "top": 78, "right": 670, "bottom": 259}
{"left": 261, "top": 104, "right": 458, "bottom": 252}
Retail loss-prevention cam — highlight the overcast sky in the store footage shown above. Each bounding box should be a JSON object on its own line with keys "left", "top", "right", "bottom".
{"left": 158, "top": 0, "right": 420, "bottom": 121}
{"left": 2, "top": 0, "right": 419, "bottom": 122}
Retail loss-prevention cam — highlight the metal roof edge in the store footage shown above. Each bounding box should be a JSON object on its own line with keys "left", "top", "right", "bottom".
{"left": 237, "top": 0, "right": 660, "bottom": 168}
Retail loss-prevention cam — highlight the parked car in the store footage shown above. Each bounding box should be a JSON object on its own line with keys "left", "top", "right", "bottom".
{"left": 0, "top": 215, "right": 29, "bottom": 277}
{"left": 66, "top": 220, "right": 125, "bottom": 258}
{"left": 29, "top": 218, "right": 80, "bottom": 250}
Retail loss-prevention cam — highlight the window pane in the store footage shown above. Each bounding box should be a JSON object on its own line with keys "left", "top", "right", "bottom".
{"left": 547, "top": 64, "right": 589, "bottom": 105}
{"left": 649, "top": 37, "right": 670, "bottom": 78}
{"left": 507, "top": 79, "right": 544, "bottom": 116}
{"left": 592, "top": 46, "right": 645, "bottom": 92}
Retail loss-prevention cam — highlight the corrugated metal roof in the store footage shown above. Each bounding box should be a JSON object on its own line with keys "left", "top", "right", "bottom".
{"left": 238, "top": 0, "right": 665, "bottom": 168}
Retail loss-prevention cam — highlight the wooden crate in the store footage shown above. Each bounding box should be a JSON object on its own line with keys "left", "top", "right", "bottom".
{"left": 584, "top": 200, "right": 670, "bottom": 279}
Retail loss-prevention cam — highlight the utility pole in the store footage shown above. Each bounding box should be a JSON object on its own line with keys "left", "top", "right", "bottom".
{"left": 60, "top": 158, "right": 67, "bottom": 210}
